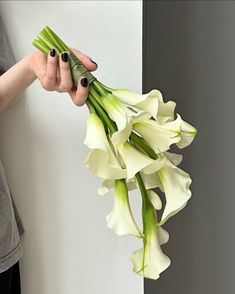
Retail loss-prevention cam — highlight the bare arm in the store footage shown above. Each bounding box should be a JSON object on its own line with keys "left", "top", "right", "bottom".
{"left": 0, "top": 53, "right": 36, "bottom": 111}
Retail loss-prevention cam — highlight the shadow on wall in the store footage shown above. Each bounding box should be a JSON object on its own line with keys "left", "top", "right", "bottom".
{"left": 144, "top": 1, "right": 235, "bottom": 294}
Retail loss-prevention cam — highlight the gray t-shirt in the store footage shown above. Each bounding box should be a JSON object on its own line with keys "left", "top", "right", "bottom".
{"left": 0, "top": 16, "right": 24, "bottom": 273}
{"left": 0, "top": 160, "right": 24, "bottom": 273}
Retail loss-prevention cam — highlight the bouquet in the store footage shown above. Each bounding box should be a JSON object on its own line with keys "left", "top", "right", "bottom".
{"left": 33, "top": 27, "right": 197, "bottom": 280}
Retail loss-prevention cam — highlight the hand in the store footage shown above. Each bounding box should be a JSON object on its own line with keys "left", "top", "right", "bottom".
{"left": 29, "top": 48, "right": 98, "bottom": 106}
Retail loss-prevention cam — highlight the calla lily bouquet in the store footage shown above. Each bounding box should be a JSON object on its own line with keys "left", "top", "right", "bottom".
{"left": 33, "top": 27, "right": 197, "bottom": 280}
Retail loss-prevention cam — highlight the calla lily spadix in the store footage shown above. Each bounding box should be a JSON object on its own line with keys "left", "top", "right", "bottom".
{"left": 33, "top": 26, "right": 198, "bottom": 281}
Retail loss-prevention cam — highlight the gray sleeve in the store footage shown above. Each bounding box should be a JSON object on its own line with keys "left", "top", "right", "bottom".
{"left": 0, "top": 16, "right": 16, "bottom": 76}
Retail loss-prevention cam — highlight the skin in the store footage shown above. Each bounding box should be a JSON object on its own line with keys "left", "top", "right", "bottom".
{"left": 0, "top": 48, "right": 98, "bottom": 111}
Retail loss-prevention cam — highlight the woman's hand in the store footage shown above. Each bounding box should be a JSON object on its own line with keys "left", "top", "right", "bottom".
{"left": 29, "top": 48, "right": 98, "bottom": 106}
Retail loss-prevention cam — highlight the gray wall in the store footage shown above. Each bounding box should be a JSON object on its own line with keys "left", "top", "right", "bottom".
{"left": 143, "top": 1, "right": 235, "bottom": 293}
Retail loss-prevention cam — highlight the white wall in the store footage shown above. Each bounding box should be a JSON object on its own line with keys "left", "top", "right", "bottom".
{"left": 0, "top": 1, "right": 143, "bottom": 294}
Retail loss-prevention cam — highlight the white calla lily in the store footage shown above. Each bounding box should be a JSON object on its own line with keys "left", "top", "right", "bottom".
{"left": 158, "top": 160, "right": 192, "bottom": 225}
{"left": 177, "top": 119, "right": 198, "bottom": 149}
{"left": 131, "top": 209, "right": 170, "bottom": 280}
{"left": 112, "top": 89, "right": 161, "bottom": 118}
{"left": 131, "top": 174, "right": 170, "bottom": 280}
{"left": 147, "top": 190, "right": 162, "bottom": 210}
{"left": 133, "top": 114, "right": 182, "bottom": 154}
{"left": 117, "top": 142, "right": 155, "bottom": 180}
{"left": 106, "top": 179, "right": 142, "bottom": 237}
{"left": 84, "top": 113, "right": 126, "bottom": 180}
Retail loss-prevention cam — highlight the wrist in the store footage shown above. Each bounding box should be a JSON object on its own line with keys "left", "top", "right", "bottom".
{"left": 24, "top": 52, "right": 37, "bottom": 82}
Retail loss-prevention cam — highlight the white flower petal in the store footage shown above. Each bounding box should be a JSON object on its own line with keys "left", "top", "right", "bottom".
{"left": 113, "top": 89, "right": 160, "bottom": 118}
{"left": 84, "top": 112, "right": 107, "bottom": 150}
{"left": 97, "top": 179, "right": 114, "bottom": 196}
{"left": 98, "top": 178, "right": 138, "bottom": 196}
{"left": 133, "top": 115, "right": 181, "bottom": 153}
{"left": 101, "top": 94, "right": 127, "bottom": 130}
{"left": 158, "top": 161, "right": 192, "bottom": 225}
{"left": 111, "top": 120, "right": 132, "bottom": 145}
{"left": 131, "top": 228, "right": 171, "bottom": 280}
{"left": 118, "top": 142, "right": 155, "bottom": 180}
{"left": 158, "top": 226, "right": 169, "bottom": 245}
{"left": 106, "top": 179, "right": 142, "bottom": 237}
{"left": 141, "top": 172, "right": 162, "bottom": 190}
{"left": 84, "top": 113, "right": 126, "bottom": 180}
{"left": 111, "top": 111, "right": 151, "bottom": 146}
{"left": 177, "top": 119, "right": 198, "bottom": 149}
{"left": 85, "top": 150, "right": 126, "bottom": 180}
{"left": 157, "top": 100, "right": 176, "bottom": 124}
{"left": 147, "top": 190, "right": 162, "bottom": 210}
{"left": 164, "top": 151, "right": 183, "bottom": 166}
{"left": 142, "top": 155, "right": 166, "bottom": 174}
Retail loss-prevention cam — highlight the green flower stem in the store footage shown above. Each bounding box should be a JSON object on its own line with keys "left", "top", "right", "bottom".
{"left": 38, "top": 34, "right": 60, "bottom": 55}
{"left": 89, "top": 85, "right": 104, "bottom": 105}
{"left": 136, "top": 173, "right": 157, "bottom": 235}
{"left": 93, "top": 80, "right": 108, "bottom": 96}
{"left": 130, "top": 133, "right": 157, "bottom": 160}
{"left": 32, "top": 39, "right": 50, "bottom": 55}
{"left": 96, "top": 80, "right": 114, "bottom": 93}
{"left": 88, "top": 94, "right": 117, "bottom": 135}
{"left": 86, "top": 100, "right": 96, "bottom": 114}
{"left": 42, "top": 26, "right": 69, "bottom": 52}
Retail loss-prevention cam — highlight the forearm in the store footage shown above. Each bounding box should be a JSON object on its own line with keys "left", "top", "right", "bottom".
{"left": 0, "top": 53, "right": 36, "bottom": 111}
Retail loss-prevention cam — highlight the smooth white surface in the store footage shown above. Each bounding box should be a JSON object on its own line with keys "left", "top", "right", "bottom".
{"left": 0, "top": 1, "right": 143, "bottom": 294}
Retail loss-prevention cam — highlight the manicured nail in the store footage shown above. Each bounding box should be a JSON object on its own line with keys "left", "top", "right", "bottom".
{"left": 89, "top": 58, "right": 97, "bottom": 66}
{"left": 50, "top": 48, "right": 56, "bottom": 57}
{"left": 81, "top": 77, "right": 88, "bottom": 87}
{"left": 62, "top": 52, "right": 68, "bottom": 62}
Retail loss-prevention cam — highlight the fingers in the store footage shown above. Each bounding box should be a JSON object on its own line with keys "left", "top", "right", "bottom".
{"left": 41, "top": 49, "right": 58, "bottom": 91}
{"left": 39, "top": 48, "right": 98, "bottom": 107}
{"left": 58, "top": 52, "right": 73, "bottom": 92}
{"left": 69, "top": 77, "right": 89, "bottom": 106}
{"left": 70, "top": 48, "right": 98, "bottom": 72}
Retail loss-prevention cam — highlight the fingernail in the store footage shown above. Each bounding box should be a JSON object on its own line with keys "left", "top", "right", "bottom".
{"left": 89, "top": 58, "right": 97, "bottom": 66}
{"left": 81, "top": 77, "right": 88, "bottom": 87}
{"left": 61, "top": 52, "right": 68, "bottom": 62}
{"left": 50, "top": 48, "right": 56, "bottom": 57}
